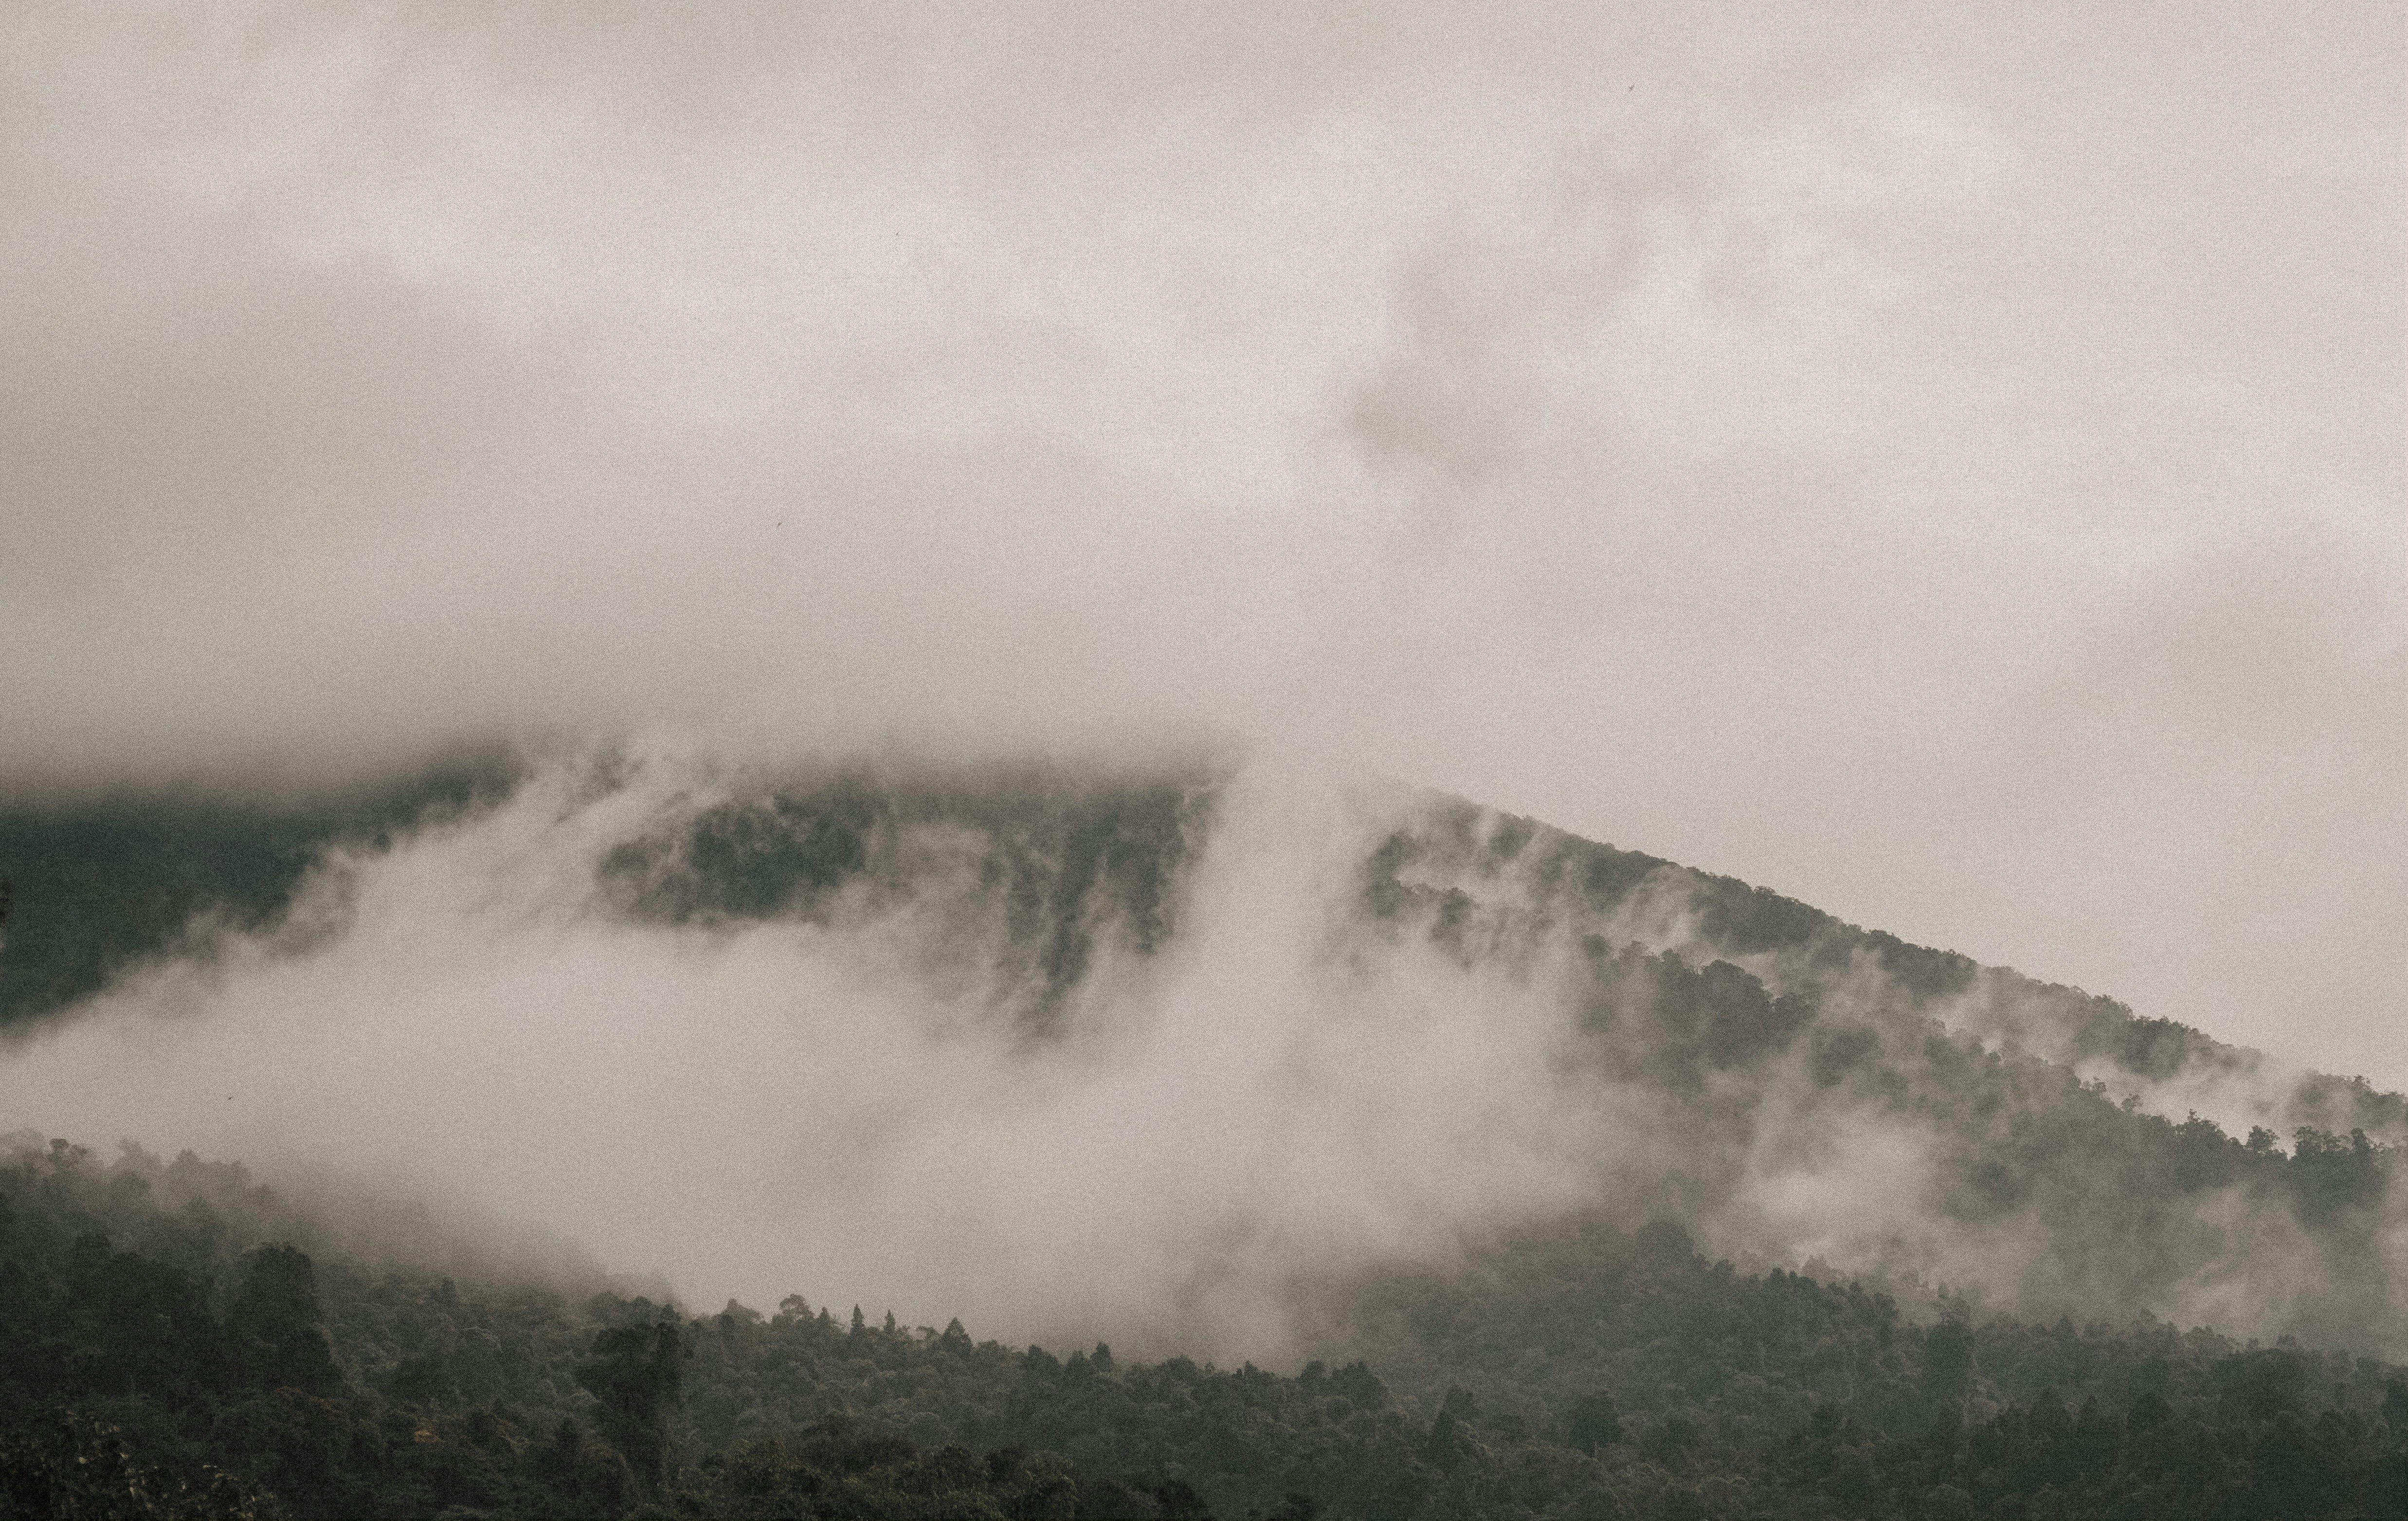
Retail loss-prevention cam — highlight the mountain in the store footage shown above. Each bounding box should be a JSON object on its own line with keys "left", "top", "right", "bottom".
{"left": 5, "top": 755, "right": 2408, "bottom": 1518}
{"left": 3, "top": 759, "right": 2400, "bottom": 1345}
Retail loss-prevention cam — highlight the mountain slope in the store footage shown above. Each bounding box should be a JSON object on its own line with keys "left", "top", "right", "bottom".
{"left": 1, "top": 757, "right": 2403, "bottom": 1356}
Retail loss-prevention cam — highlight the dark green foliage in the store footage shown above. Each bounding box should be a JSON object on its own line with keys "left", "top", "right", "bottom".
{"left": 578, "top": 1318, "right": 688, "bottom": 1493}
{"left": 2289, "top": 1127, "right": 2384, "bottom": 1225}
{"left": 0, "top": 1409, "right": 289, "bottom": 1519}
{"left": 672, "top": 1420, "right": 1080, "bottom": 1521}
{"left": 1564, "top": 1393, "right": 1621, "bottom": 1454}
{"left": 1572, "top": 939, "right": 1815, "bottom": 1089}
{"left": 226, "top": 1246, "right": 344, "bottom": 1395}
{"left": 17, "top": 1135, "right": 2408, "bottom": 1521}
{"left": 1921, "top": 1319, "right": 1973, "bottom": 1407}
{"left": 0, "top": 761, "right": 1212, "bottom": 1038}
{"left": 22, "top": 777, "right": 2408, "bottom": 1518}
{"left": 1360, "top": 794, "right": 2408, "bottom": 1152}
{"left": 1356, "top": 799, "right": 2408, "bottom": 1344}
{"left": 596, "top": 770, "right": 1215, "bottom": 1032}
{"left": 47, "top": 1228, "right": 231, "bottom": 1400}
{"left": 0, "top": 757, "right": 514, "bottom": 1025}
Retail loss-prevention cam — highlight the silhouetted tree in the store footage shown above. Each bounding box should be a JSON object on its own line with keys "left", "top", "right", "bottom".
{"left": 1567, "top": 1392, "right": 1623, "bottom": 1454}
{"left": 225, "top": 1245, "right": 341, "bottom": 1393}
{"left": 573, "top": 1316, "right": 686, "bottom": 1494}
{"left": 1923, "top": 1319, "right": 1974, "bottom": 1410}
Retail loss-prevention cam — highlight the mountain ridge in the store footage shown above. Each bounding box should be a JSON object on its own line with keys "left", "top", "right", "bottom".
{"left": 4, "top": 758, "right": 2406, "bottom": 1356}
{"left": 1, "top": 760, "right": 2379, "bottom": 1141}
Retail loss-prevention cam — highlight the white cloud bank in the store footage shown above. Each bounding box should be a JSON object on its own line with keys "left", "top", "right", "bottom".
{"left": 0, "top": 759, "right": 1651, "bottom": 1358}
{"left": 4, "top": 1, "right": 2406, "bottom": 1076}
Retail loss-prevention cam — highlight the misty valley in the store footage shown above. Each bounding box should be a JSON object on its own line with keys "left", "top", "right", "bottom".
{"left": 7, "top": 760, "right": 2408, "bottom": 1521}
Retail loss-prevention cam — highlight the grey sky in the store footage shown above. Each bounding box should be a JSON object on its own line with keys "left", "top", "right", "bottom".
{"left": 5, "top": 1, "right": 2405, "bottom": 1079}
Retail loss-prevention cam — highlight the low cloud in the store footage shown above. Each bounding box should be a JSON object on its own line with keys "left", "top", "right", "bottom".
{"left": 0, "top": 757, "right": 1638, "bottom": 1358}
{"left": 7, "top": 0, "right": 2408, "bottom": 1209}
{"left": 9, "top": 753, "right": 2408, "bottom": 1364}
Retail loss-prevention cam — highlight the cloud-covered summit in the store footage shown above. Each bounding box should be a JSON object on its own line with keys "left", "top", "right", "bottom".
{"left": 6, "top": 2, "right": 2406, "bottom": 1081}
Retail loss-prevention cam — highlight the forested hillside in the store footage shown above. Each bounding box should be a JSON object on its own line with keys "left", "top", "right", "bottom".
{"left": 8, "top": 1134, "right": 2408, "bottom": 1520}
{"left": 1356, "top": 796, "right": 2408, "bottom": 1146}
{"left": 0, "top": 759, "right": 513, "bottom": 1026}
{"left": 0, "top": 762, "right": 2380, "bottom": 1128}
{"left": 9, "top": 767, "right": 2408, "bottom": 1346}
{"left": 5, "top": 765, "right": 2385, "bottom": 1138}
{"left": 12, "top": 764, "right": 2408, "bottom": 1517}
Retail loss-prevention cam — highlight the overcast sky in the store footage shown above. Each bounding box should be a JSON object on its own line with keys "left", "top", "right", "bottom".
{"left": 5, "top": 1, "right": 2405, "bottom": 1081}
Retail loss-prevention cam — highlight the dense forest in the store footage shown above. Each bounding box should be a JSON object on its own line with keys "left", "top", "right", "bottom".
{"left": 11, "top": 767, "right": 2408, "bottom": 1517}
{"left": 7, "top": 1133, "right": 2408, "bottom": 1520}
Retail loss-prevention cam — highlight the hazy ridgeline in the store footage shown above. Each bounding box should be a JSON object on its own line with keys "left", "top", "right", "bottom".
{"left": 2, "top": 751, "right": 2405, "bottom": 1369}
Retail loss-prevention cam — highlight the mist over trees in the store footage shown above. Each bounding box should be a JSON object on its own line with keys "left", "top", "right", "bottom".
{"left": 8, "top": 1134, "right": 2408, "bottom": 1520}
{"left": 7, "top": 762, "right": 2405, "bottom": 1349}
{"left": 11, "top": 761, "right": 2408, "bottom": 1516}
{"left": 0, "top": 759, "right": 513, "bottom": 1026}
{"left": 10, "top": 0, "right": 2405, "bottom": 1508}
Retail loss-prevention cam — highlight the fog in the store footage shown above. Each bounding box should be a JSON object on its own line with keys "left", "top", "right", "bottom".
{"left": 6, "top": 0, "right": 2408, "bottom": 1373}
{"left": 0, "top": 756, "right": 1639, "bottom": 1357}
{"left": 8, "top": 749, "right": 2408, "bottom": 1364}
{"left": 5, "top": 0, "right": 2406, "bottom": 1079}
